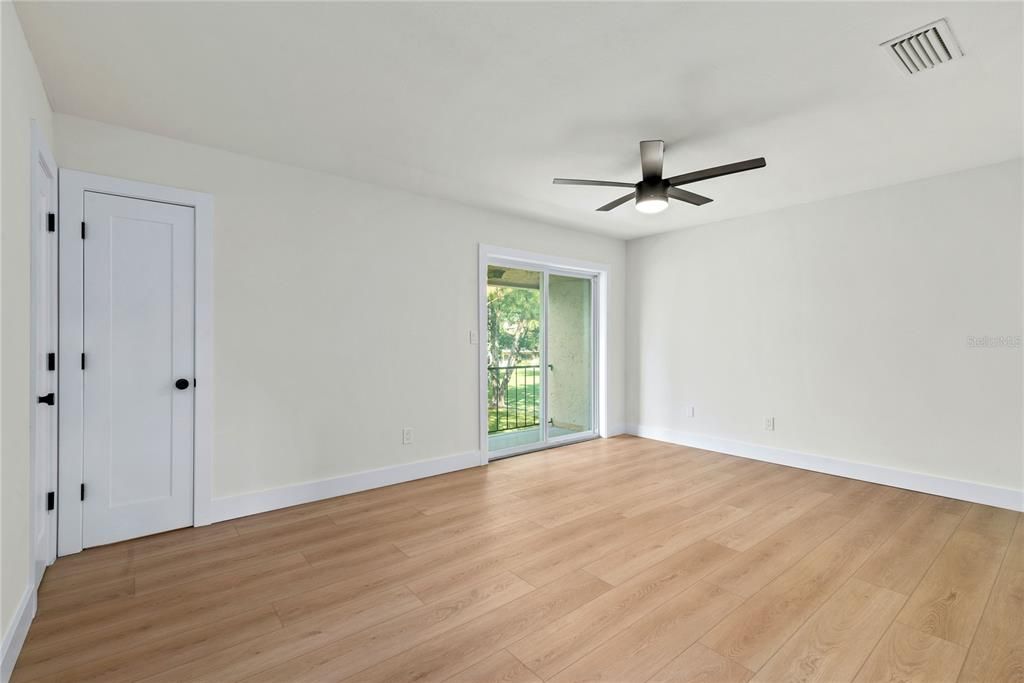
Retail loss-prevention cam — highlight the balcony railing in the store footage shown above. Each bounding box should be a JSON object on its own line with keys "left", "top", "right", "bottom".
{"left": 487, "top": 365, "right": 540, "bottom": 434}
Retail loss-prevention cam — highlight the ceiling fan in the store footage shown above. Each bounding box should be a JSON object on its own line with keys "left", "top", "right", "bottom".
{"left": 553, "top": 141, "right": 766, "bottom": 214}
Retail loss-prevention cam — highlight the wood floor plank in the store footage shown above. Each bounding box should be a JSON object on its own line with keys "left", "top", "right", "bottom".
{"left": 584, "top": 504, "right": 750, "bottom": 585}
{"left": 702, "top": 488, "right": 920, "bottom": 671}
{"left": 444, "top": 650, "right": 541, "bottom": 683}
{"left": 548, "top": 581, "right": 744, "bottom": 683}
{"left": 141, "top": 585, "right": 424, "bottom": 683}
{"left": 957, "top": 504, "right": 1019, "bottom": 541}
{"left": 958, "top": 517, "right": 1024, "bottom": 683}
{"left": 345, "top": 571, "right": 611, "bottom": 683}
{"left": 403, "top": 520, "right": 550, "bottom": 603}
{"left": 709, "top": 489, "right": 832, "bottom": 552}
{"left": 512, "top": 503, "right": 702, "bottom": 587}
{"left": 35, "top": 575, "right": 135, "bottom": 617}
{"left": 855, "top": 501, "right": 963, "bottom": 595}
{"left": 649, "top": 643, "right": 753, "bottom": 683}
{"left": 853, "top": 621, "right": 967, "bottom": 683}
{"left": 896, "top": 529, "right": 1007, "bottom": 647}
{"left": 40, "top": 522, "right": 239, "bottom": 584}
{"left": 510, "top": 540, "right": 737, "bottom": 679}
{"left": 14, "top": 437, "right": 1020, "bottom": 683}
{"left": 242, "top": 571, "right": 535, "bottom": 682}
{"left": 19, "top": 552, "right": 312, "bottom": 671}
{"left": 750, "top": 578, "right": 905, "bottom": 683}
{"left": 705, "top": 510, "right": 851, "bottom": 598}
{"left": 13, "top": 606, "right": 282, "bottom": 683}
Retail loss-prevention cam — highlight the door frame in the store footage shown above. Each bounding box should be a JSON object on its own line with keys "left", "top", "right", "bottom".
{"left": 57, "top": 169, "right": 215, "bottom": 556}
{"left": 29, "top": 121, "right": 58, "bottom": 578}
{"left": 477, "top": 244, "right": 608, "bottom": 464}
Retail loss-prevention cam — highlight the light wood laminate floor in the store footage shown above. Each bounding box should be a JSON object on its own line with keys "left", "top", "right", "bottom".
{"left": 14, "top": 436, "right": 1023, "bottom": 682}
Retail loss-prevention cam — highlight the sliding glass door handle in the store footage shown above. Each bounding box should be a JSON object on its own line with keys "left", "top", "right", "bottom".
{"left": 37, "top": 393, "right": 55, "bottom": 406}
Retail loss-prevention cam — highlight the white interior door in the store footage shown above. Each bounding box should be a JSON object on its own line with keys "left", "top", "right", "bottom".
{"left": 82, "top": 192, "right": 195, "bottom": 547}
{"left": 30, "top": 130, "right": 58, "bottom": 576}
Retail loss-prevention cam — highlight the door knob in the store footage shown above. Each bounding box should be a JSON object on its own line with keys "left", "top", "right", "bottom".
{"left": 175, "top": 379, "right": 190, "bottom": 390}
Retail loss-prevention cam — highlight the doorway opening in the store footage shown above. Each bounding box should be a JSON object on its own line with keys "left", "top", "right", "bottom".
{"left": 479, "top": 246, "right": 604, "bottom": 460}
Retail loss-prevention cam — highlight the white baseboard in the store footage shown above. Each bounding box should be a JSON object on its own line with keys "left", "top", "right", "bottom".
{"left": 1, "top": 584, "right": 36, "bottom": 683}
{"left": 209, "top": 450, "right": 482, "bottom": 523}
{"left": 626, "top": 424, "right": 1024, "bottom": 512}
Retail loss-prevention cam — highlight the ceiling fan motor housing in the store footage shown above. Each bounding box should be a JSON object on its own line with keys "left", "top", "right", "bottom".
{"left": 636, "top": 179, "right": 669, "bottom": 203}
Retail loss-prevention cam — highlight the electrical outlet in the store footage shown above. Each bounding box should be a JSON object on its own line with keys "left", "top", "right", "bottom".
{"left": 469, "top": 330, "right": 479, "bottom": 345}
{"left": 687, "top": 406, "right": 695, "bottom": 418}
{"left": 402, "top": 428, "right": 413, "bottom": 444}
{"left": 764, "top": 417, "right": 775, "bottom": 432}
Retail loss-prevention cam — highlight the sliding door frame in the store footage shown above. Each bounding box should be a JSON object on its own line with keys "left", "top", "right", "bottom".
{"left": 477, "top": 245, "right": 608, "bottom": 464}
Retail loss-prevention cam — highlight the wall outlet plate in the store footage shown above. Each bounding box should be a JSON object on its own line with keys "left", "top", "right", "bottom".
{"left": 764, "top": 417, "right": 775, "bottom": 432}
{"left": 687, "top": 406, "right": 695, "bottom": 418}
{"left": 402, "top": 428, "right": 413, "bottom": 444}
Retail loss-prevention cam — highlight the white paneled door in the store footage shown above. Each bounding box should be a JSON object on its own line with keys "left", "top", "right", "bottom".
{"left": 82, "top": 192, "right": 195, "bottom": 547}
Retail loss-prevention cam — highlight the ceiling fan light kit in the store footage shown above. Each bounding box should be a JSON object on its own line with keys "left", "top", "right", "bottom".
{"left": 635, "top": 182, "right": 669, "bottom": 214}
{"left": 553, "top": 140, "right": 766, "bottom": 214}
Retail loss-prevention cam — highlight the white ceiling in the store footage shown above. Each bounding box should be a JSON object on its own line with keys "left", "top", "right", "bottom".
{"left": 17, "top": 1, "right": 1023, "bottom": 239}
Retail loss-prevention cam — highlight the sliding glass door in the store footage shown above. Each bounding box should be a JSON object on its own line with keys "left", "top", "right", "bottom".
{"left": 486, "top": 262, "right": 597, "bottom": 459}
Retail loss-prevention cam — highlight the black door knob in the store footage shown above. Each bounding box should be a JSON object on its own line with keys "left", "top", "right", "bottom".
{"left": 175, "top": 379, "right": 190, "bottom": 390}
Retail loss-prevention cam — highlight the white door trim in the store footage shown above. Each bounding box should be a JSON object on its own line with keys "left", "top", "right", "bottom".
{"left": 58, "top": 169, "right": 215, "bottom": 556}
{"left": 477, "top": 244, "right": 608, "bottom": 465}
{"left": 29, "top": 121, "right": 58, "bottom": 579}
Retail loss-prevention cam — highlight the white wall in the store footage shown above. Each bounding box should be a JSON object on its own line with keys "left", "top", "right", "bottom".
{"left": 1, "top": 0, "right": 53, "bottom": 658}
{"left": 627, "top": 160, "right": 1023, "bottom": 502}
{"left": 54, "top": 114, "right": 626, "bottom": 502}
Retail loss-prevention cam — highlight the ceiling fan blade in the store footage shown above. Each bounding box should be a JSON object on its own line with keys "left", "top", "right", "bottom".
{"left": 667, "top": 157, "right": 766, "bottom": 186}
{"left": 596, "top": 192, "right": 636, "bottom": 212}
{"left": 553, "top": 178, "right": 635, "bottom": 188}
{"left": 639, "top": 140, "right": 664, "bottom": 181}
{"left": 668, "top": 187, "right": 713, "bottom": 206}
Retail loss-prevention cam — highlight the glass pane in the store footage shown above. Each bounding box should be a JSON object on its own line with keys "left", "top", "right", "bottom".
{"left": 547, "top": 273, "right": 593, "bottom": 438}
{"left": 486, "top": 265, "right": 542, "bottom": 454}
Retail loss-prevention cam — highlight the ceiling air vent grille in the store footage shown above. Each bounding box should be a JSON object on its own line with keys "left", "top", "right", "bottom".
{"left": 882, "top": 18, "right": 964, "bottom": 74}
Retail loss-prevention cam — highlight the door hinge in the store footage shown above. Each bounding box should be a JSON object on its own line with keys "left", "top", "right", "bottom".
{"left": 37, "top": 393, "right": 55, "bottom": 406}
{"left": 80, "top": 483, "right": 85, "bottom": 501}
{"left": 47, "top": 213, "right": 55, "bottom": 233}
{"left": 47, "top": 352, "right": 56, "bottom": 371}
{"left": 81, "top": 221, "right": 86, "bottom": 239}
{"left": 47, "top": 491, "right": 55, "bottom": 511}
{"left": 81, "top": 353, "right": 86, "bottom": 370}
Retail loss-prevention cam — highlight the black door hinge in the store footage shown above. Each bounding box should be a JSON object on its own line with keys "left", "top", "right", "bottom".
{"left": 81, "top": 221, "right": 86, "bottom": 239}
{"left": 81, "top": 353, "right": 86, "bottom": 370}
{"left": 47, "top": 491, "right": 55, "bottom": 511}
{"left": 80, "top": 483, "right": 85, "bottom": 501}
{"left": 37, "top": 393, "right": 55, "bottom": 406}
{"left": 47, "top": 352, "right": 56, "bottom": 371}
{"left": 47, "top": 213, "right": 55, "bottom": 233}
